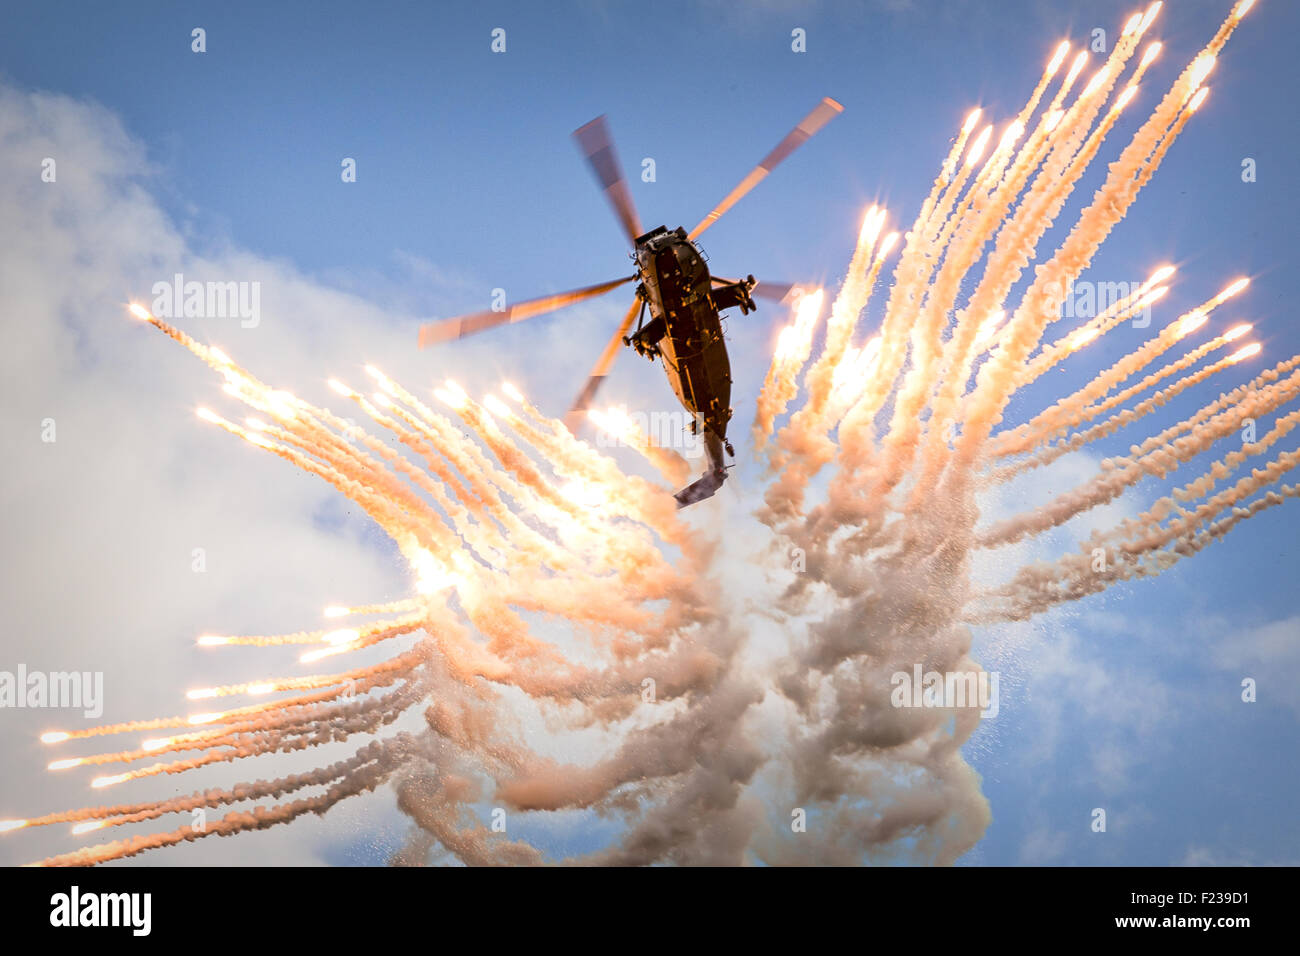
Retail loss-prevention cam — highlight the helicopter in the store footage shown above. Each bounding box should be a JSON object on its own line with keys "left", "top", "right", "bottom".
{"left": 418, "top": 97, "right": 843, "bottom": 507}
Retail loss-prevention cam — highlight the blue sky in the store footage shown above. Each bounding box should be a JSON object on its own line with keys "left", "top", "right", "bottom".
{"left": 1, "top": 0, "right": 1297, "bottom": 865}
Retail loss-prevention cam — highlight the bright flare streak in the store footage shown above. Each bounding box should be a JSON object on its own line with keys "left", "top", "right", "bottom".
{"left": 48, "top": 758, "right": 83, "bottom": 771}
{"left": 998, "top": 121, "right": 1025, "bottom": 151}
{"left": 410, "top": 547, "right": 455, "bottom": 597}
{"left": 1216, "top": 277, "right": 1250, "bottom": 303}
{"left": 1188, "top": 88, "right": 1210, "bottom": 112}
{"left": 1179, "top": 311, "right": 1209, "bottom": 337}
{"left": 247, "top": 683, "right": 276, "bottom": 695}
{"left": 186, "top": 688, "right": 218, "bottom": 700}
{"left": 961, "top": 108, "right": 982, "bottom": 135}
{"left": 1224, "top": 323, "right": 1252, "bottom": 342}
{"left": 208, "top": 347, "right": 232, "bottom": 365}
{"left": 324, "top": 628, "right": 361, "bottom": 645}
{"left": 328, "top": 379, "right": 355, "bottom": 398}
{"left": 245, "top": 417, "right": 269, "bottom": 431}
{"left": 128, "top": 303, "right": 152, "bottom": 321}
{"left": 796, "top": 288, "right": 825, "bottom": 325}
{"left": 1141, "top": 42, "right": 1162, "bottom": 69}
{"left": 1234, "top": 0, "right": 1255, "bottom": 19}
{"left": 141, "top": 738, "right": 172, "bottom": 752}
{"left": 501, "top": 382, "right": 523, "bottom": 403}
{"left": 878, "top": 232, "right": 900, "bottom": 258}
{"left": 435, "top": 386, "right": 467, "bottom": 410}
{"left": 1065, "top": 51, "right": 1089, "bottom": 87}
{"left": 1045, "top": 110, "right": 1065, "bottom": 132}
{"left": 966, "top": 125, "right": 993, "bottom": 167}
{"left": 859, "top": 206, "right": 883, "bottom": 246}
{"left": 1146, "top": 265, "right": 1176, "bottom": 287}
{"left": 301, "top": 644, "right": 358, "bottom": 664}
{"left": 561, "top": 479, "right": 608, "bottom": 510}
{"left": 1189, "top": 55, "right": 1216, "bottom": 90}
{"left": 371, "top": 392, "right": 391, "bottom": 408}
{"left": 187, "top": 713, "right": 223, "bottom": 725}
{"left": 1047, "top": 41, "right": 1070, "bottom": 76}
{"left": 323, "top": 605, "right": 349, "bottom": 618}
{"left": 977, "top": 310, "right": 1007, "bottom": 344}
{"left": 1116, "top": 85, "right": 1138, "bottom": 111}
{"left": 40, "top": 732, "right": 70, "bottom": 744}
{"left": 1069, "top": 327, "right": 1100, "bottom": 350}
{"left": 1122, "top": 13, "right": 1142, "bottom": 36}
{"left": 197, "top": 635, "right": 229, "bottom": 646}
{"left": 196, "top": 407, "right": 220, "bottom": 424}
{"left": 1139, "top": 285, "right": 1169, "bottom": 308}
{"left": 1082, "top": 67, "right": 1110, "bottom": 99}
{"left": 483, "top": 395, "right": 512, "bottom": 418}
{"left": 71, "top": 821, "right": 105, "bottom": 836}
{"left": 92, "top": 774, "right": 130, "bottom": 789}
{"left": 0, "top": 820, "right": 27, "bottom": 833}
{"left": 1138, "top": 1, "right": 1163, "bottom": 34}
{"left": 1229, "top": 343, "right": 1262, "bottom": 363}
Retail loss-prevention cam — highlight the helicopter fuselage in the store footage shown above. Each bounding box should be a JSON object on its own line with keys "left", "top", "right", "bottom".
{"left": 627, "top": 226, "right": 755, "bottom": 471}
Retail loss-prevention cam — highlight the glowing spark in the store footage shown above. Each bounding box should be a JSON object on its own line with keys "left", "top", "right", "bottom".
{"left": 1234, "top": 0, "right": 1256, "bottom": 19}
{"left": 328, "top": 379, "right": 355, "bottom": 398}
{"left": 324, "top": 628, "right": 361, "bottom": 645}
{"left": 323, "top": 605, "right": 349, "bottom": 618}
{"left": 92, "top": 774, "right": 130, "bottom": 790}
{"left": 197, "top": 635, "right": 229, "bottom": 646}
{"left": 187, "top": 713, "right": 223, "bottom": 726}
{"left": 196, "top": 407, "right": 219, "bottom": 424}
{"left": 1224, "top": 323, "right": 1252, "bottom": 342}
{"left": 40, "top": 732, "right": 70, "bottom": 745}
{"left": 48, "top": 758, "right": 83, "bottom": 771}
{"left": 1045, "top": 110, "right": 1065, "bottom": 132}
{"left": 141, "top": 738, "right": 171, "bottom": 752}
{"left": 128, "top": 303, "right": 152, "bottom": 320}
{"left": 1188, "top": 88, "right": 1210, "bottom": 112}
{"left": 961, "top": 109, "right": 982, "bottom": 135}
{"left": 1141, "top": 42, "right": 1162, "bottom": 69}
{"left": 1116, "top": 85, "right": 1139, "bottom": 111}
{"left": 1229, "top": 343, "right": 1261, "bottom": 363}
{"left": 501, "top": 382, "right": 524, "bottom": 403}
{"left": 483, "top": 394, "right": 512, "bottom": 418}
{"left": 0, "top": 820, "right": 28, "bottom": 833}
{"left": 71, "top": 821, "right": 106, "bottom": 836}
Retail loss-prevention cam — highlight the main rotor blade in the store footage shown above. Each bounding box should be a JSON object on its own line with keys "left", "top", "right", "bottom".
{"left": 417, "top": 276, "right": 633, "bottom": 348}
{"left": 688, "top": 97, "right": 843, "bottom": 242}
{"left": 711, "top": 276, "right": 803, "bottom": 303}
{"left": 564, "top": 298, "right": 642, "bottom": 434}
{"left": 573, "top": 115, "right": 643, "bottom": 246}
